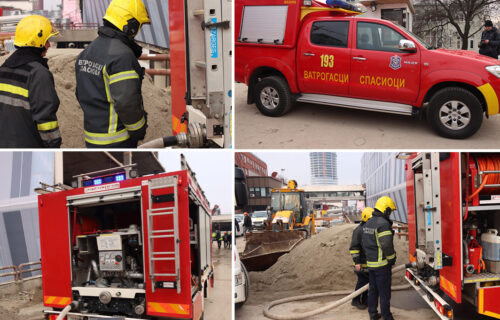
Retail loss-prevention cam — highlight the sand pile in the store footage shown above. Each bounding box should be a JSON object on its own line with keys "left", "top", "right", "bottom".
{"left": 250, "top": 223, "right": 409, "bottom": 293}
{"left": 1, "top": 49, "right": 171, "bottom": 148}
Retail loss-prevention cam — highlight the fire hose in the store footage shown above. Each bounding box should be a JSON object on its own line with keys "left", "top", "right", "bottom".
{"left": 468, "top": 156, "right": 500, "bottom": 201}
{"left": 263, "top": 263, "right": 410, "bottom": 320}
{"left": 55, "top": 301, "right": 79, "bottom": 320}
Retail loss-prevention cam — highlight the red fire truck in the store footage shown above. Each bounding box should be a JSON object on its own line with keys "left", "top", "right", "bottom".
{"left": 39, "top": 155, "right": 214, "bottom": 320}
{"left": 405, "top": 152, "right": 500, "bottom": 319}
{"left": 235, "top": 0, "right": 500, "bottom": 139}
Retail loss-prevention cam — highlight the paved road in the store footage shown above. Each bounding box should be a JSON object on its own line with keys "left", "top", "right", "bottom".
{"left": 234, "top": 83, "right": 500, "bottom": 149}
{"left": 206, "top": 242, "right": 232, "bottom": 320}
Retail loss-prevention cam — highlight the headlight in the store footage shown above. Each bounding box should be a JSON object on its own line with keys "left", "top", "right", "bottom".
{"left": 235, "top": 273, "right": 243, "bottom": 286}
{"left": 486, "top": 65, "right": 500, "bottom": 79}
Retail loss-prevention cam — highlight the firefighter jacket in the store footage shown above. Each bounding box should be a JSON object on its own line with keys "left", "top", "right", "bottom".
{"left": 361, "top": 210, "right": 396, "bottom": 269}
{"left": 0, "top": 48, "right": 61, "bottom": 148}
{"left": 350, "top": 221, "right": 367, "bottom": 268}
{"left": 75, "top": 25, "right": 147, "bottom": 147}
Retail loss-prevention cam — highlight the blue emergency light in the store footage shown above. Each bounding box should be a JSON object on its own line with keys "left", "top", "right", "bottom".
{"left": 82, "top": 172, "right": 127, "bottom": 187}
{"left": 325, "top": 0, "right": 360, "bottom": 12}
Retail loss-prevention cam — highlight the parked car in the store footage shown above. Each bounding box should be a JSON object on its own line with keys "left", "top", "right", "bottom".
{"left": 251, "top": 210, "right": 268, "bottom": 229}
{"left": 234, "top": 216, "right": 244, "bottom": 237}
{"left": 234, "top": 250, "right": 249, "bottom": 307}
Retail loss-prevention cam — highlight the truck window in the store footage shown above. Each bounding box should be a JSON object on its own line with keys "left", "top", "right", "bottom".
{"left": 357, "top": 22, "right": 407, "bottom": 52}
{"left": 310, "top": 21, "right": 349, "bottom": 48}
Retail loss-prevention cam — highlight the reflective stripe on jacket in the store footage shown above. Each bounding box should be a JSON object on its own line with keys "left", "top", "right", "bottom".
{"left": 75, "top": 26, "right": 147, "bottom": 147}
{"left": 361, "top": 210, "right": 396, "bottom": 269}
{"left": 349, "top": 221, "right": 367, "bottom": 268}
{"left": 0, "top": 60, "right": 61, "bottom": 148}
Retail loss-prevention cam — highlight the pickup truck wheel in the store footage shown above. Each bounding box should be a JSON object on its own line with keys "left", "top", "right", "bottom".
{"left": 254, "top": 76, "right": 292, "bottom": 116}
{"left": 427, "top": 87, "right": 483, "bottom": 139}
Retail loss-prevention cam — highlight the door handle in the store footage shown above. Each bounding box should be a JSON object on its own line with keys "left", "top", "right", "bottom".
{"left": 303, "top": 52, "right": 315, "bottom": 56}
{"left": 352, "top": 57, "right": 367, "bottom": 61}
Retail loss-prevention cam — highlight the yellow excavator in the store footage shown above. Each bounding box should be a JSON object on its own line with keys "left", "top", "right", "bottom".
{"left": 241, "top": 180, "right": 315, "bottom": 271}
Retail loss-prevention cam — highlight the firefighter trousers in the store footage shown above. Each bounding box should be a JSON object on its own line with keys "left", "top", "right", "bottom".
{"left": 368, "top": 266, "right": 393, "bottom": 320}
{"left": 353, "top": 270, "right": 369, "bottom": 305}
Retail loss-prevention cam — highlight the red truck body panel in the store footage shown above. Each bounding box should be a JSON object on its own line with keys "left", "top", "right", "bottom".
{"left": 39, "top": 171, "right": 211, "bottom": 319}
{"left": 235, "top": 0, "right": 500, "bottom": 114}
{"left": 406, "top": 153, "right": 462, "bottom": 303}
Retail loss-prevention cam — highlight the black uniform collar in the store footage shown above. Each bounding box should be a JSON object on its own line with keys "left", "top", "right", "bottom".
{"left": 3, "top": 47, "right": 49, "bottom": 69}
{"left": 98, "top": 26, "right": 143, "bottom": 58}
{"left": 373, "top": 209, "right": 393, "bottom": 224}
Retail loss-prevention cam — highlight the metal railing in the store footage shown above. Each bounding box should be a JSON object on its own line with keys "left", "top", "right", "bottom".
{"left": 0, "top": 265, "right": 18, "bottom": 281}
{"left": 0, "top": 261, "right": 42, "bottom": 283}
{"left": 18, "top": 262, "right": 42, "bottom": 280}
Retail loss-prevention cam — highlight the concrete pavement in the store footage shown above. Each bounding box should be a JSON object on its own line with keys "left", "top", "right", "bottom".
{"left": 234, "top": 83, "right": 500, "bottom": 149}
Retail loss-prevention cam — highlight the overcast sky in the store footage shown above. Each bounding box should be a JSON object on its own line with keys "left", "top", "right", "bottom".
{"left": 158, "top": 151, "right": 232, "bottom": 215}
{"left": 252, "top": 152, "right": 363, "bottom": 186}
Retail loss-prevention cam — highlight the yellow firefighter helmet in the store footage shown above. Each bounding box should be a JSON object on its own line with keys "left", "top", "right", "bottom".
{"left": 361, "top": 207, "right": 374, "bottom": 222}
{"left": 375, "top": 196, "right": 396, "bottom": 215}
{"left": 103, "top": 0, "right": 151, "bottom": 37}
{"left": 14, "top": 15, "right": 59, "bottom": 49}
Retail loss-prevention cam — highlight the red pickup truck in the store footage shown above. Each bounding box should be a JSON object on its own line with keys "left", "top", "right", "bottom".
{"left": 235, "top": 0, "right": 500, "bottom": 139}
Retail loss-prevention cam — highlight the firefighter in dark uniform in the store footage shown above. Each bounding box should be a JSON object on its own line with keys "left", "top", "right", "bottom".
{"left": 362, "top": 196, "right": 397, "bottom": 320}
{"left": 0, "top": 15, "right": 61, "bottom": 148}
{"left": 75, "top": 0, "right": 150, "bottom": 148}
{"left": 349, "top": 207, "right": 374, "bottom": 310}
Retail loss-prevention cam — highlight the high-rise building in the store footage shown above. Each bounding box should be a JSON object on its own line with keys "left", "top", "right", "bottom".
{"left": 360, "top": 152, "right": 407, "bottom": 223}
{"left": 310, "top": 152, "right": 338, "bottom": 185}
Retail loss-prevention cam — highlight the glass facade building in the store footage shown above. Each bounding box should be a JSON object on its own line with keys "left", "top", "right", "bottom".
{"left": 0, "top": 152, "right": 54, "bottom": 281}
{"left": 360, "top": 152, "right": 407, "bottom": 223}
{"left": 310, "top": 152, "right": 338, "bottom": 185}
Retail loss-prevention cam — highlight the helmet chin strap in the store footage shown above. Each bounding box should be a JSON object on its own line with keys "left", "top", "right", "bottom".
{"left": 123, "top": 18, "right": 141, "bottom": 37}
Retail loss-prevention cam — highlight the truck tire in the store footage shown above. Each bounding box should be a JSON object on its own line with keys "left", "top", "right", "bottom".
{"left": 253, "top": 76, "right": 293, "bottom": 116}
{"left": 427, "top": 87, "right": 483, "bottom": 139}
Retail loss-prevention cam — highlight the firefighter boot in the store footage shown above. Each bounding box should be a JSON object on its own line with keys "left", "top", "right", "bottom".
{"left": 352, "top": 298, "right": 367, "bottom": 310}
{"left": 369, "top": 313, "right": 382, "bottom": 320}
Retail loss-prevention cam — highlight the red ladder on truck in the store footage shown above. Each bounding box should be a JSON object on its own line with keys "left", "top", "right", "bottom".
{"left": 146, "top": 175, "right": 181, "bottom": 294}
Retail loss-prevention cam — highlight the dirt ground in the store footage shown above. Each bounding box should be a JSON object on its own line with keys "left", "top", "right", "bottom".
{"left": 235, "top": 224, "right": 489, "bottom": 320}
{"left": 0, "top": 242, "right": 231, "bottom": 320}
{"left": 0, "top": 278, "right": 44, "bottom": 320}
{"left": 1, "top": 48, "right": 172, "bottom": 148}
{"left": 234, "top": 83, "right": 500, "bottom": 149}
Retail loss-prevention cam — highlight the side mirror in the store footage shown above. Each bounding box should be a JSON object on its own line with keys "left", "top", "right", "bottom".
{"left": 399, "top": 39, "right": 417, "bottom": 53}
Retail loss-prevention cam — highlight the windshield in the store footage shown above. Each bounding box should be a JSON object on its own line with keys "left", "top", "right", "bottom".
{"left": 271, "top": 192, "right": 281, "bottom": 213}
{"left": 271, "top": 192, "right": 302, "bottom": 212}
{"left": 283, "top": 193, "right": 301, "bottom": 211}
{"left": 398, "top": 25, "right": 433, "bottom": 49}
{"left": 253, "top": 211, "right": 268, "bottom": 218}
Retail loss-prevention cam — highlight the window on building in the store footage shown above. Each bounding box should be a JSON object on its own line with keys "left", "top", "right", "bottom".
{"left": 249, "top": 187, "right": 255, "bottom": 198}
{"left": 381, "top": 8, "right": 405, "bottom": 27}
{"left": 260, "top": 187, "right": 267, "bottom": 197}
